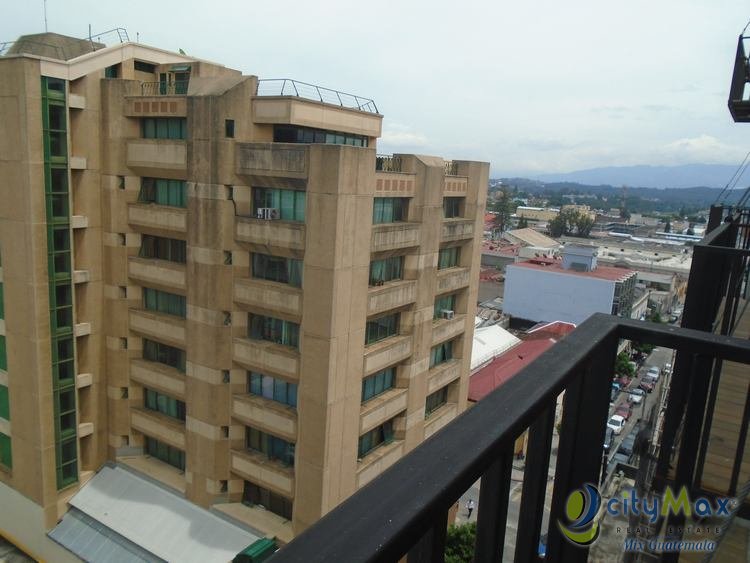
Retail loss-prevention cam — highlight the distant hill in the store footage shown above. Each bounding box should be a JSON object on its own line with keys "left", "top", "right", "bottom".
{"left": 534, "top": 164, "right": 740, "bottom": 189}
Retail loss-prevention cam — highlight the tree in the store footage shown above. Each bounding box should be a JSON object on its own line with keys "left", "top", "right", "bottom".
{"left": 614, "top": 351, "right": 635, "bottom": 378}
{"left": 574, "top": 213, "right": 595, "bottom": 237}
{"left": 491, "top": 187, "right": 513, "bottom": 233}
{"left": 648, "top": 310, "right": 663, "bottom": 323}
{"left": 548, "top": 212, "right": 567, "bottom": 237}
{"left": 664, "top": 219, "right": 671, "bottom": 233}
{"left": 517, "top": 217, "right": 529, "bottom": 229}
{"left": 445, "top": 522, "right": 476, "bottom": 563}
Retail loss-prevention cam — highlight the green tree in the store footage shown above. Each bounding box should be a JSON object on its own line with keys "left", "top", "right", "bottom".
{"left": 614, "top": 351, "right": 635, "bottom": 378}
{"left": 491, "top": 188, "right": 513, "bottom": 233}
{"left": 574, "top": 213, "right": 595, "bottom": 237}
{"left": 664, "top": 219, "right": 671, "bottom": 233}
{"left": 648, "top": 310, "right": 663, "bottom": 323}
{"left": 517, "top": 217, "right": 529, "bottom": 229}
{"left": 445, "top": 522, "right": 476, "bottom": 563}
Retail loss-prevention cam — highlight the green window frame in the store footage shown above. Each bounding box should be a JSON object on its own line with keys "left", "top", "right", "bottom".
{"left": 438, "top": 246, "right": 460, "bottom": 270}
{"left": 248, "top": 315, "right": 300, "bottom": 349}
{"left": 143, "top": 287, "right": 186, "bottom": 318}
{"left": 252, "top": 188, "right": 306, "bottom": 222}
{"left": 361, "top": 367, "right": 396, "bottom": 403}
{"left": 139, "top": 178, "right": 187, "bottom": 207}
{"left": 139, "top": 235, "right": 187, "bottom": 263}
{"left": 143, "top": 338, "right": 186, "bottom": 372}
{"left": 443, "top": 197, "right": 463, "bottom": 218}
{"left": 252, "top": 253, "right": 303, "bottom": 287}
{"left": 145, "top": 435, "right": 185, "bottom": 471}
{"left": 245, "top": 426, "right": 295, "bottom": 467}
{"left": 358, "top": 420, "right": 395, "bottom": 458}
{"left": 365, "top": 313, "right": 399, "bottom": 345}
{"left": 0, "top": 432, "right": 11, "bottom": 469}
{"left": 243, "top": 481, "right": 293, "bottom": 519}
{"left": 425, "top": 386, "right": 449, "bottom": 417}
{"left": 273, "top": 124, "right": 367, "bottom": 147}
{"left": 141, "top": 117, "right": 187, "bottom": 140}
{"left": 0, "top": 335, "right": 6, "bottom": 371}
{"left": 52, "top": 336, "right": 75, "bottom": 386}
{"left": 144, "top": 388, "right": 186, "bottom": 421}
{"left": 0, "top": 281, "right": 4, "bottom": 320}
{"left": 0, "top": 385, "right": 9, "bottom": 420}
{"left": 434, "top": 294, "right": 457, "bottom": 320}
{"left": 373, "top": 198, "right": 408, "bottom": 224}
{"left": 369, "top": 256, "right": 403, "bottom": 286}
{"left": 430, "top": 339, "right": 454, "bottom": 368}
{"left": 248, "top": 372, "right": 298, "bottom": 408}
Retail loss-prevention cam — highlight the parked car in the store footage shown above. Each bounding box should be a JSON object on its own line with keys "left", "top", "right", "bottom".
{"left": 615, "top": 404, "right": 633, "bottom": 421}
{"left": 607, "top": 414, "right": 626, "bottom": 435}
{"left": 639, "top": 377, "right": 656, "bottom": 393}
{"left": 646, "top": 366, "right": 660, "bottom": 380}
{"left": 603, "top": 427, "right": 614, "bottom": 452}
{"left": 628, "top": 388, "right": 646, "bottom": 404}
{"left": 664, "top": 362, "right": 672, "bottom": 374}
{"left": 616, "top": 375, "right": 632, "bottom": 389}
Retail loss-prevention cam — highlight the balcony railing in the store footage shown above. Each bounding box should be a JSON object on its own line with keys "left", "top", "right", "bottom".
{"left": 375, "top": 154, "right": 402, "bottom": 173}
{"left": 268, "top": 205, "right": 750, "bottom": 562}
{"left": 140, "top": 81, "right": 189, "bottom": 96}
{"left": 444, "top": 160, "right": 458, "bottom": 176}
{"left": 256, "top": 78, "right": 379, "bottom": 114}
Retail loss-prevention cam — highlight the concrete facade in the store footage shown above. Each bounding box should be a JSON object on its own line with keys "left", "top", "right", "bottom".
{"left": 0, "top": 35, "right": 488, "bottom": 554}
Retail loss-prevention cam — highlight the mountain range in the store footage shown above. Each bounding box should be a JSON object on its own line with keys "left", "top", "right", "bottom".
{"left": 533, "top": 164, "right": 741, "bottom": 189}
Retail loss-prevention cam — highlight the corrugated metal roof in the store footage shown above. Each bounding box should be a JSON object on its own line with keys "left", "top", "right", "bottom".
{"left": 471, "top": 324, "right": 521, "bottom": 371}
{"left": 51, "top": 465, "right": 260, "bottom": 563}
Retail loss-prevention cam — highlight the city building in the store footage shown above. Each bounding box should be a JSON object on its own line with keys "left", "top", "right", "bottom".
{"left": 502, "top": 244, "right": 637, "bottom": 325}
{"left": 0, "top": 32, "right": 488, "bottom": 558}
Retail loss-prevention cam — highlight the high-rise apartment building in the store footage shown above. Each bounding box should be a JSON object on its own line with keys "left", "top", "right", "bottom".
{"left": 0, "top": 32, "right": 488, "bottom": 558}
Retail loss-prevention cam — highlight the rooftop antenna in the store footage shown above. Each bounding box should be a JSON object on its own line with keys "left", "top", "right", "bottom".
{"left": 43, "top": 0, "right": 48, "bottom": 32}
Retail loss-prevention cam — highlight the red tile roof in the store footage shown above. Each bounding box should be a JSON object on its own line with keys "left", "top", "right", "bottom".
{"left": 509, "top": 258, "right": 635, "bottom": 282}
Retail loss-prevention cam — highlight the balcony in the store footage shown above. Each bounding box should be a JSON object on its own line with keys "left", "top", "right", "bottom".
{"left": 266, "top": 205, "right": 750, "bottom": 563}
{"left": 128, "top": 203, "right": 187, "bottom": 236}
{"left": 367, "top": 280, "right": 417, "bottom": 316}
{"left": 235, "top": 142, "right": 308, "bottom": 183}
{"left": 436, "top": 266, "right": 470, "bottom": 293}
{"left": 235, "top": 216, "right": 305, "bottom": 255}
{"left": 233, "top": 337, "right": 300, "bottom": 380}
{"left": 128, "top": 256, "right": 186, "bottom": 294}
{"left": 232, "top": 394, "right": 297, "bottom": 442}
{"left": 371, "top": 223, "right": 420, "bottom": 253}
{"left": 126, "top": 139, "right": 187, "bottom": 175}
{"left": 129, "top": 309, "right": 186, "bottom": 349}
{"left": 441, "top": 218, "right": 474, "bottom": 242}
{"left": 234, "top": 278, "right": 302, "bottom": 319}
{"left": 130, "top": 358, "right": 186, "bottom": 400}
{"left": 126, "top": 96, "right": 187, "bottom": 117}
{"left": 444, "top": 176, "right": 468, "bottom": 196}
{"left": 131, "top": 408, "right": 186, "bottom": 450}
{"left": 231, "top": 448, "right": 295, "bottom": 498}
{"left": 359, "top": 388, "right": 408, "bottom": 435}
{"left": 425, "top": 359, "right": 462, "bottom": 395}
{"left": 363, "top": 335, "right": 412, "bottom": 376}
{"left": 431, "top": 314, "right": 465, "bottom": 346}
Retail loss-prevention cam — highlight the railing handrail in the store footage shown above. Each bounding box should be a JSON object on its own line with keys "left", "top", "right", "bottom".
{"left": 375, "top": 154, "right": 402, "bottom": 173}
{"left": 444, "top": 160, "right": 459, "bottom": 176}
{"left": 268, "top": 314, "right": 750, "bottom": 562}
{"left": 256, "top": 78, "right": 379, "bottom": 114}
{"left": 139, "top": 80, "right": 190, "bottom": 96}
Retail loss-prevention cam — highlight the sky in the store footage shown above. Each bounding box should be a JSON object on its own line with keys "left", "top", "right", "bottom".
{"left": 2, "top": 0, "right": 750, "bottom": 177}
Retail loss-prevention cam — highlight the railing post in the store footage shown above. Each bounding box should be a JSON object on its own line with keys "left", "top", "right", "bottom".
{"left": 546, "top": 330, "right": 618, "bottom": 563}
{"left": 473, "top": 443, "right": 514, "bottom": 563}
{"left": 406, "top": 511, "right": 448, "bottom": 563}
{"left": 707, "top": 204, "right": 724, "bottom": 233}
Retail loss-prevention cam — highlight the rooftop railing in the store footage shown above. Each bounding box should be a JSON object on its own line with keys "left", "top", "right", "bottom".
{"left": 140, "top": 81, "right": 189, "bottom": 96}
{"left": 444, "top": 160, "right": 459, "bottom": 176}
{"left": 375, "top": 154, "right": 402, "bottom": 173}
{"left": 256, "top": 78, "right": 379, "bottom": 114}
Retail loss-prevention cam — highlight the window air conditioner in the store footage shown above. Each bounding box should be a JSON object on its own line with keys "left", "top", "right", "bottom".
{"left": 441, "top": 310, "right": 455, "bottom": 320}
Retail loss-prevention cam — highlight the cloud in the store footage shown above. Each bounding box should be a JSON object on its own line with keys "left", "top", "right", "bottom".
{"left": 379, "top": 122, "right": 428, "bottom": 148}
{"left": 658, "top": 134, "right": 746, "bottom": 164}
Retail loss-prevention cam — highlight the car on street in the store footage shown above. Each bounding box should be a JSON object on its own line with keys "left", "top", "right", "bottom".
{"left": 616, "top": 375, "right": 632, "bottom": 389}
{"left": 639, "top": 376, "right": 656, "bottom": 393}
{"left": 603, "top": 427, "right": 614, "bottom": 452}
{"left": 628, "top": 388, "right": 646, "bottom": 404}
{"left": 607, "top": 414, "right": 626, "bottom": 435}
{"left": 646, "top": 366, "right": 660, "bottom": 380}
{"left": 615, "top": 404, "right": 633, "bottom": 421}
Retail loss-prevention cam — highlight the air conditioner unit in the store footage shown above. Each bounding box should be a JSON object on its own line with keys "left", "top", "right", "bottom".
{"left": 441, "top": 310, "right": 455, "bottom": 320}
{"left": 257, "top": 207, "right": 281, "bottom": 220}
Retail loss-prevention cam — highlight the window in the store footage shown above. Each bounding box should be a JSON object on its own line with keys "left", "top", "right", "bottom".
{"left": 358, "top": 420, "right": 394, "bottom": 458}
{"left": 438, "top": 246, "right": 460, "bottom": 269}
{"left": 365, "top": 313, "right": 399, "bottom": 345}
{"left": 143, "top": 338, "right": 186, "bottom": 372}
{"left": 252, "top": 254, "right": 303, "bottom": 287}
{"left": 430, "top": 339, "right": 454, "bottom": 368}
{"left": 0, "top": 432, "right": 11, "bottom": 469}
{"left": 57, "top": 435, "right": 77, "bottom": 486}
{"left": 0, "top": 385, "right": 9, "bottom": 420}
{"left": 145, "top": 436, "right": 185, "bottom": 471}
{"left": 249, "top": 315, "right": 300, "bottom": 349}
{"left": 142, "top": 117, "right": 187, "bottom": 140}
{"left": 46, "top": 167, "right": 69, "bottom": 222}
{"left": 134, "top": 60, "right": 157, "bottom": 73}
{"left": 246, "top": 427, "right": 295, "bottom": 466}
{"left": 243, "top": 482, "right": 293, "bottom": 519}
{"left": 143, "top": 287, "right": 186, "bottom": 317}
{"left": 273, "top": 125, "right": 367, "bottom": 147}
{"left": 225, "top": 119, "right": 235, "bottom": 138}
{"left": 434, "top": 294, "right": 457, "bottom": 320}
{"left": 0, "top": 335, "right": 6, "bottom": 371}
{"left": 248, "top": 372, "right": 298, "bottom": 408}
{"left": 53, "top": 337, "right": 74, "bottom": 385}
{"left": 104, "top": 64, "right": 119, "bottom": 78}
{"left": 139, "top": 178, "right": 187, "bottom": 207}
{"left": 0, "top": 281, "right": 4, "bottom": 319}
{"left": 443, "top": 197, "right": 463, "bottom": 218}
{"left": 145, "top": 388, "right": 186, "bottom": 421}
{"left": 425, "top": 387, "right": 449, "bottom": 417}
{"left": 46, "top": 102, "right": 67, "bottom": 159}
{"left": 361, "top": 367, "right": 395, "bottom": 402}
{"left": 253, "top": 188, "right": 306, "bottom": 222}
{"left": 139, "top": 235, "right": 187, "bottom": 263}
{"left": 373, "top": 198, "right": 408, "bottom": 224}
{"left": 369, "top": 256, "right": 403, "bottom": 286}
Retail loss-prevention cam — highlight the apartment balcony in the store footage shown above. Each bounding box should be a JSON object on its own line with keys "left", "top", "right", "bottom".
{"left": 370, "top": 223, "right": 420, "bottom": 253}
{"left": 128, "top": 256, "right": 186, "bottom": 294}
{"left": 234, "top": 278, "right": 302, "bottom": 319}
{"left": 129, "top": 309, "right": 186, "bottom": 349}
{"left": 363, "top": 335, "right": 412, "bottom": 376}
{"left": 423, "top": 402, "right": 458, "bottom": 440}
{"left": 375, "top": 157, "right": 416, "bottom": 197}
{"left": 436, "top": 266, "right": 470, "bottom": 293}
{"left": 130, "top": 408, "right": 186, "bottom": 451}
{"left": 235, "top": 142, "right": 308, "bottom": 184}
{"left": 425, "top": 359, "right": 462, "bottom": 395}
{"left": 431, "top": 314, "right": 465, "bottom": 346}
{"left": 441, "top": 218, "right": 474, "bottom": 242}
{"left": 232, "top": 394, "right": 297, "bottom": 443}
{"left": 126, "top": 139, "right": 187, "bottom": 176}
{"left": 235, "top": 216, "right": 305, "bottom": 255}
{"left": 367, "top": 280, "right": 417, "bottom": 316}
{"left": 356, "top": 440, "right": 404, "bottom": 490}
{"left": 359, "top": 388, "right": 408, "bottom": 435}
{"left": 230, "top": 448, "right": 295, "bottom": 499}
{"left": 233, "top": 337, "right": 300, "bottom": 380}
{"left": 128, "top": 203, "right": 187, "bottom": 237}
{"left": 130, "top": 358, "right": 186, "bottom": 400}
{"left": 267, "top": 206, "right": 750, "bottom": 563}
{"left": 443, "top": 175, "right": 468, "bottom": 196}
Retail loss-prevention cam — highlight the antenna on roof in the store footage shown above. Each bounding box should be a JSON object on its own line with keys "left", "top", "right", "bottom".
{"left": 43, "top": 0, "right": 48, "bottom": 32}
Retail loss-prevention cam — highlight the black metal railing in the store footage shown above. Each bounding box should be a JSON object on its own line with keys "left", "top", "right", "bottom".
{"left": 729, "top": 34, "right": 750, "bottom": 122}
{"left": 375, "top": 154, "right": 402, "bottom": 173}
{"left": 140, "top": 81, "right": 190, "bottom": 96}
{"left": 269, "top": 314, "right": 750, "bottom": 563}
{"left": 256, "top": 78, "right": 379, "bottom": 114}
{"left": 444, "top": 160, "right": 459, "bottom": 176}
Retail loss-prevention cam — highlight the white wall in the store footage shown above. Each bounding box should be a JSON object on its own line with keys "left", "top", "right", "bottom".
{"left": 503, "top": 266, "right": 615, "bottom": 325}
